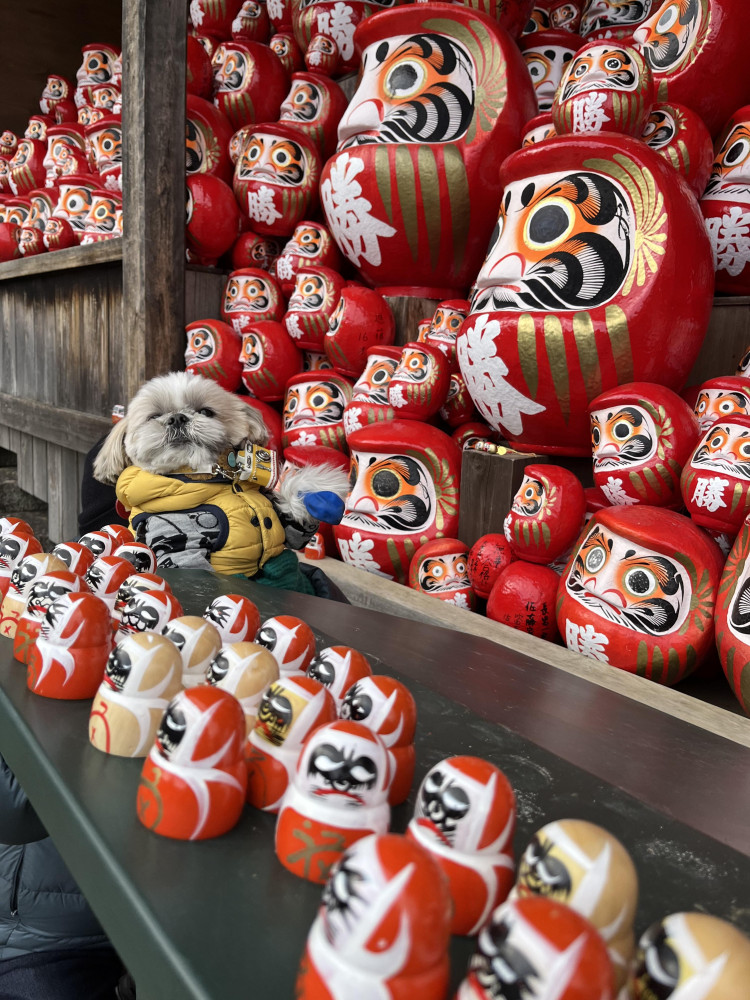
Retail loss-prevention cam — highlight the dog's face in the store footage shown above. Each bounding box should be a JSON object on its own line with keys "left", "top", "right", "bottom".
{"left": 93, "top": 372, "right": 267, "bottom": 483}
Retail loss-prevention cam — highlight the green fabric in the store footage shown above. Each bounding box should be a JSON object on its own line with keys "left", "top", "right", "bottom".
{"left": 240, "top": 549, "right": 316, "bottom": 595}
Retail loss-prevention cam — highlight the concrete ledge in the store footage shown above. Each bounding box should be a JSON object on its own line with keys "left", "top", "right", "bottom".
{"left": 299, "top": 553, "right": 750, "bottom": 749}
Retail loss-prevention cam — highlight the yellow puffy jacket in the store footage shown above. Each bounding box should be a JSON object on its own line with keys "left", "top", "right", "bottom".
{"left": 116, "top": 465, "right": 286, "bottom": 578}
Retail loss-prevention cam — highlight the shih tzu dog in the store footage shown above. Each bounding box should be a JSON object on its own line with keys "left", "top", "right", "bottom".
{"left": 93, "top": 372, "right": 348, "bottom": 576}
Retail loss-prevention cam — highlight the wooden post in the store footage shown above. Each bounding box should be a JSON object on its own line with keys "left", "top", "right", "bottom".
{"left": 458, "top": 448, "right": 541, "bottom": 547}
{"left": 383, "top": 294, "right": 441, "bottom": 345}
{"left": 122, "top": 0, "right": 187, "bottom": 397}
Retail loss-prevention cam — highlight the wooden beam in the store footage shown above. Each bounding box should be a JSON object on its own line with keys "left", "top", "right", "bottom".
{"left": 299, "top": 553, "right": 750, "bottom": 748}
{"left": 122, "top": 0, "right": 187, "bottom": 396}
{"left": 0, "top": 242, "right": 123, "bottom": 283}
{"left": 0, "top": 395, "right": 110, "bottom": 454}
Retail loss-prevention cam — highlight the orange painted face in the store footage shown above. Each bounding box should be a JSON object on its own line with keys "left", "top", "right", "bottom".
{"left": 288, "top": 272, "right": 331, "bottom": 311}
{"left": 641, "top": 108, "right": 676, "bottom": 149}
{"left": 561, "top": 45, "right": 639, "bottom": 101}
{"left": 337, "top": 32, "right": 476, "bottom": 148}
{"left": 185, "top": 118, "right": 208, "bottom": 173}
{"left": 283, "top": 380, "right": 348, "bottom": 428}
{"left": 57, "top": 185, "right": 94, "bottom": 229}
{"left": 280, "top": 81, "right": 323, "bottom": 123}
{"left": 418, "top": 553, "right": 469, "bottom": 593}
{"left": 224, "top": 275, "right": 272, "bottom": 313}
{"left": 352, "top": 355, "right": 399, "bottom": 404}
{"left": 85, "top": 194, "right": 119, "bottom": 234}
{"left": 511, "top": 476, "right": 546, "bottom": 516}
{"left": 184, "top": 326, "right": 216, "bottom": 365}
{"left": 524, "top": 45, "right": 576, "bottom": 112}
{"left": 90, "top": 127, "right": 122, "bottom": 166}
{"left": 77, "top": 49, "right": 117, "bottom": 86}
{"left": 694, "top": 389, "right": 750, "bottom": 433}
{"left": 429, "top": 307, "right": 466, "bottom": 344}
{"left": 472, "top": 169, "right": 633, "bottom": 313}
{"left": 238, "top": 133, "right": 306, "bottom": 186}
{"left": 704, "top": 121, "right": 750, "bottom": 200}
{"left": 633, "top": 0, "right": 704, "bottom": 73}
{"left": 344, "top": 451, "right": 436, "bottom": 534}
{"left": 580, "top": 0, "right": 656, "bottom": 36}
{"left": 566, "top": 523, "right": 691, "bottom": 635}
{"left": 212, "top": 44, "right": 252, "bottom": 93}
{"left": 691, "top": 423, "right": 750, "bottom": 480}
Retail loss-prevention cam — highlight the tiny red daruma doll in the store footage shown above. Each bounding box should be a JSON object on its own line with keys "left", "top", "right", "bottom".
{"left": 511, "top": 819, "right": 639, "bottom": 991}
{"left": 504, "top": 464, "right": 585, "bottom": 564}
{"left": 321, "top": 3, "right": 537, "bottom": 297}
{"left": 324, "top": 286, "right": 395, "bottom": 379}
{"left": 203, "top": 593, "right": 261, "bottom": 644}
{"left": 233, "top": 122, "right": 321, "bottom": 237}
{"left": 693, "top": 375, "right": 750, "bottom": 436}
{"left": 26, "top": 592, "right": 112, "bottom": 700}
{"left": 681, "top": 414, "right": 750, "bottom": 536}
{"left": 387, "top": 342, "right": 451, "bottom": 420}
{"left": 184, "top": 319, "right": 243, "bottom": 391}
{"left": 335, "top": 421, "right": 461, "bottom": 584}
{"left": 283, "top": 265, "right": 345, "bottom": 351}
{"left": 296, "top": 833, "right": 453, "bottom": 1000}
{"left": 522, "top": 0, "right": 583, "bottom": 34}
{"left": 245, "top": 673, "right": 338, "bottom": 811}
{"left": 13, "top": 571, "right": 84, "bottom": 666}
{"left": 407, "top": 755, "right": 516, "bottom": 936}
{"left": 221, "top": 268, "right": 285, "bottom": 332}
{"left": 275, "top": 719, "right": 391, "bottom": 883}
{"left": 255, "top": 613, "right": 317, "bottom": 675}
{"left": 0, "top": 531, "right": 42, "bottom": 600}
{"left": 487, "top": 561, "right": 561, "bottom": 640}
{"left": 589, "top": 382, "right": 699, "bottom": 509}
{"left": 186, "top": 94, "right": 235, "bottom": 184}
{"left": 713, "top": 514, "right": 750, "bottom": 714}
{"left": 114, "top": 589, "right": 184, "bottom": 643}
{"left": 278, "top": 71, "right": 348, "bottom": 160}
{"left": 556, "top": 506, "right": 720, "bottom": 683}
{"left": 211, "top": 39, "right": 289, "bottom": 130}
{"left": 273, "top": 220, "right": 341, "bottom": 296}
{"left": 520, "top": 29, "right": 582, "bottom": 113}
{"left": 641, "top": 101, "right": 713, "bottom": 200}
{"left": 456, "top": 896, "right": 615, "bottom": 1000}
{"left": 185, "top": 172, "right": 241, "bottom": 265}
{"left": 408, "top": 538, "right": 476, "bottom": 610}
{"left": 344, "top": 345, "right": 401, "bottom": 435}
{"left": 467, "top": 533, "right": 514, "bottom": 600}
{"left": 457, "top": 132, "right": 715, "bottom": 455}
{"left": 305, "top": 644, "right": 372, "bottom": 709}
{"left": 0, "top": 552, "right": 68, "bottom": 640}
{"left": 424, "top": 299, "right": 471, "bottom": 372}
{"left": 240, "top": 321, "right": 302, "bottom": 401}
{"left": 137, "top": 686, "right": 248, "bottom": 841}
{"left": 340, "top": 675, "right": 417, "bottom": 807}
{"left": 89, "top": 633, "right": 184, "bottom": 758}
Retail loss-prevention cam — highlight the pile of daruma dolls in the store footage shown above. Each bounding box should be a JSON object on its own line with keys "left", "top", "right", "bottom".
{"left": 0, "top": 513, "right": 748, "bottom": 999}
{"left": 0, "top": 43, "right": 122, "bottom": 257}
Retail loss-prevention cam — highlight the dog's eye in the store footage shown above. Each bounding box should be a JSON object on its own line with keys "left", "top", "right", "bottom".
{"left": 148, "top": 414, "right": 160, "bottom": 420}
{"left": 199, "top": 407, "right": 215, "bottom": 418}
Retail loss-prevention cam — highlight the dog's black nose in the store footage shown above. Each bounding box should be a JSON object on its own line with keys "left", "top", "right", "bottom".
{"left": 166, "top": 413, "right": 188, "bottom": 427}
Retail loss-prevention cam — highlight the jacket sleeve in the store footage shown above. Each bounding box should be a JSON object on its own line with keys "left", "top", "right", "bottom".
{"left": 0, "top": 754, "right": 48, "bottom": 844}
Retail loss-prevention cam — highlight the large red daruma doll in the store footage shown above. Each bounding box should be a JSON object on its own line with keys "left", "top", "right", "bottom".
{"left": 335, "top": 421, "right": 461, "bottom": 583}
{"left": 556, "top": 505, "right": 719, "bottom": 684}
{"left": 457, "top": 133, "right": 714, "bottom": 455}
{"left": 320, "top": 4, "right": 537, "bottom": 298}
{"left": 632, "top": 0, "right": 750, "bottom": 139}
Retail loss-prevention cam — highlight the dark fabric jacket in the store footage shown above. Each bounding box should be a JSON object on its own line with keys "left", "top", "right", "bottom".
{"left": 0, "top": 755, "right": 111, "bottom": 960}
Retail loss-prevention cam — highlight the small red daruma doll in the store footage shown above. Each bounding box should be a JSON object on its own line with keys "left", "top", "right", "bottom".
{"left": 0, "top": 552, "right": 68, "bottom": 640}
{"left": 701, "top": 105, "right": 750, "bottom": 292}
{"left": 283, "top": 265, "right": 345, "bottom": 351}
{"left": 278, "top": 71, "right": 348, "bottom": 160}
{"left": 162, "top": 615, "right": 222, "bottom": 689}
{"left": 203, "top": 593, "right": 261, "bottom": 644}
{"left": 114, "top": 590, "right": 184, "bottom": 643}
{"left": 112, "top": 573, "right": 171, "bottom": 631}
{"left": 220, "top": 267, "right": 285, "bottom": 333}
{"left": 233, "top": 122, "right": 322, "bottom": 237}
{"left": 13, "top": 571, "right": 84, "bottom": 665}
{"left": 137, "top": 686, "right": 248, "bottom": 840}
{"left": 681, "top": 415, "right": 750, "bottom": 535}
{"left": 186, "top": 172, "right": 241, "bottom": 265}
{"left": 456, "top": 896, "right": 615, "bottom": 1000}
{"left": 184, "top": 318, "right": 243, "bottom": 392}
{"left": 239, "top": 320, "right": 302, "bottom": 402}
{"left": 113, "top": 542, "right": 156, "bottom": 575}
{"left": 345, "top": 345, "right": 401, "bottom": 434}
{"left": 511, "top": 819, "right": 639, "bottom": 991}
{"left": 324, "top": 286, "right": 395, "bottom": 379}
{"left": 590, "top": 383, "right": 700, "bottom": 510}
{"left": 26, "top": 592, "right": 112, "bottom": 700}
{"left": 387, "top": 342, "right": 451, "bottom": 421}
{"left": 210, "top": 39, "right": 289, "bottom": 131}
{"left": 295, "top": 833, "right": 452, "bottom": 1000}
{"left": 340, "top": 675, "right": 417, "bottom": 807}
{"left": 88, "top": 632, "right": 183, "bottom": 758}
{"left": 305, "top": 644, "right": 372, "bottom": 709}
{"left": 467, "top": 534, "right": 514, "bottom": 600}
{"left": 520, "top": 29, "right": 583, "bottom": 114}
{"left": 205, "top": 641, "right": 279, "bottom": 734}
{"left": 439, "top": 372, "right": 478, "bottom": 429}
{"left": 504, "top": 465, "right": 585, "bottom": 565}
{"left": 255, "top": 614, "right": 316, "bottom": 674}
{"left": 282, "top": 371, "right": 352, "bottom": 451}
{"left": 641, "top": 101, "right": 713, "bottom": 201}
{"left": 693, "top": 376, "right": 750, "bottom": 436}
{"left": 335, "top": 421, "right": 462, "bottom": 584}
{"left": 487, "top": 562, "right": 560, "bottom": 640}
{"left": 245, "top": 673, "right": 338, "bottom": 811}
{"left": 273, "top": 220, "right": 341, "bottom": 296}
{"left": 51, "top": 541, "right": 95, "bottom": 578}
{"left": 0, "top": 530, "right": 42, "bottom": 600}
{"left": 85, "top": 556, "right": 138, "bottom": 614}
{"left": 714, "top": 514, "right": 750, "bottom": 714}
{"left": 552, "top": 40, "right": 653, "bottom": 137}
{"left": 407, "top": 755, "right": 516, "bottom": 937}
{"left": 408, "top": 538, "right": 476, "bottom": 611}
{"left": 557, "top": 506, "right": 720, "bottom": 683}
{"left": 275, "top": 719, "right": 391, "bottom": 883}
{"left": 424, "top": 299, "right": 470, "bottom": 371}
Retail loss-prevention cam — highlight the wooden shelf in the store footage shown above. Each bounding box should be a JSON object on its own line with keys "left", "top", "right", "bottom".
{"left": 0, "top": 241, "right": 123, "bottom": 282}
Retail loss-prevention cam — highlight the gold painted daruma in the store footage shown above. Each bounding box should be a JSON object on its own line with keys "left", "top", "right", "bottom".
{"left": 457, "top": 133, "right": 714, "bottom": 455}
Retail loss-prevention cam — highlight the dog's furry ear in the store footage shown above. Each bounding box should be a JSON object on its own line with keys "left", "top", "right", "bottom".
{"left": 92, "top": 418, "right": 130, "bottom": 485}
{"left": 238, "top": 403, "right": 270, "bottom": 447}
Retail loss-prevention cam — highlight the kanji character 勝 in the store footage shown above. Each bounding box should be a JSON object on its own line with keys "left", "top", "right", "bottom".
{"left": 320, "top": 153, "right": 396, "bottom": 268}
{"left": 565, "top": 620, "right": 610, "bottom": 662}
{"left": 691, "top": 476, "right": 729, "bottom": 513}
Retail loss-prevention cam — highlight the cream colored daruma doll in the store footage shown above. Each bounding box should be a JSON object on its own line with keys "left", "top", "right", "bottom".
{"left": 89, "top": 633, "right": 183, "bottom": 758}
{"left": 511, "top": 819, "right": 638, "bottom": 992}
{"left": 204, "top": 641, "right": 279, "bottom": 735}
{"left": 161, "top": 616, "right": 222, "bottom": 689}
